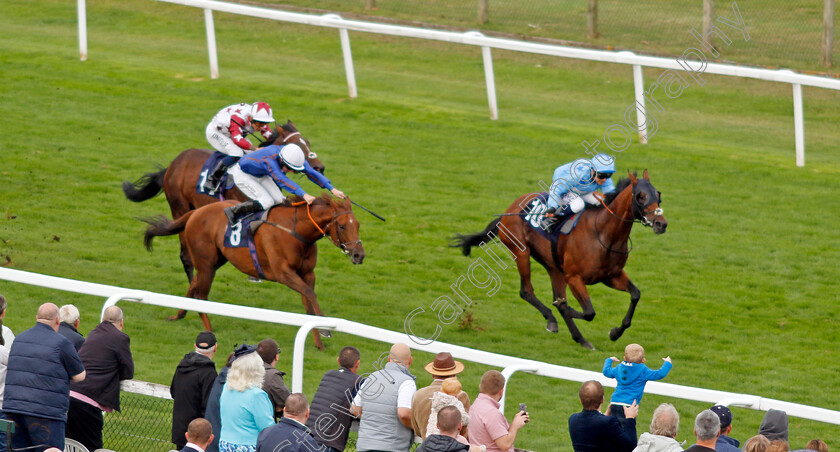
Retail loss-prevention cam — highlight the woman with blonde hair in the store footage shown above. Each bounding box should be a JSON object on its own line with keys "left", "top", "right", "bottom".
{"left": 219, "top": 345, "right": 274, "bottom": 452}
{"left": 743, "top": 435, "right": 771, "bottom": 452}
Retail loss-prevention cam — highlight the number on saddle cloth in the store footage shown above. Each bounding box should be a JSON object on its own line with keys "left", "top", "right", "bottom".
{"left": 519, "top": 193, "right": 582, "bottom": 242}
{"left": 196, "top": 152, "right": 234, "bottom": 198}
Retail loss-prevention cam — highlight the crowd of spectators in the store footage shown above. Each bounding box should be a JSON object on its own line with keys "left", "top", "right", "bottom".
{"left": 0, "top": 299, "right": 832, "bottom": 452}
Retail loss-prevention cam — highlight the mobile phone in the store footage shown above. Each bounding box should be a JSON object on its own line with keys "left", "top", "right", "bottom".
{"left": 519, "top": 403, "right": 527, "bottom": 412}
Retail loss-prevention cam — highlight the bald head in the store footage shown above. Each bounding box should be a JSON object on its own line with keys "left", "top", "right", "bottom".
{"left": 389, "top": 343, "right": 412, "bottom": 367}
{"left": 37, "top": 303, "right": 60, "bottom": 331}
{"left": 579, "top": 380, "right": 604, "bottom": 410}
{"left": 103, "top": 306, "right": 123, "bottom": 323}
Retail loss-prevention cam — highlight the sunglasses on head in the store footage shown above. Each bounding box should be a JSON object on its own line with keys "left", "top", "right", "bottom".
{"left": 595, "top": 172, "right": 612, "bottom": 179}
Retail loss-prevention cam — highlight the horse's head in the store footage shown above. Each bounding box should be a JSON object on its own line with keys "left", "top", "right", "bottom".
{"left": 324, "top": 196, "right": 365, "bottom": 264}
{"left": 629, "top": 170, "right": 667, "bottom": 234}
{"left": 269, "top": 121, "right": 325, "bottom": 174}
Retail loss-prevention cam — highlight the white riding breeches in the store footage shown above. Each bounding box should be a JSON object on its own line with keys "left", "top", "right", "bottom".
{"left": 206, "top": 122, "right": 246, "bottom": 157}
{"left": 228, "top": 164, "right": 286, "bottom": 210}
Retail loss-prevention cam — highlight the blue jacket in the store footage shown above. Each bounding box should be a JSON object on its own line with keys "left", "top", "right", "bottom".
{"left": 602, "top": 358, "right": 672, "bottom": 405}
{"left": 239, "top": 145, "right": 333, "bottom": 197}
{"left": 4, "top": 322, "right": 85, "bottom": 421}
{"left": 568, "top": 409, "right": 637, "bottom": 452}
{"left": 716, "top": 434, "right": 741, "bottom": 452}
{"left": 548, "top": 159, "right": 616, "bottom": 210}
{"left": 256, "top": 417, "right": 321, "bottom": 452}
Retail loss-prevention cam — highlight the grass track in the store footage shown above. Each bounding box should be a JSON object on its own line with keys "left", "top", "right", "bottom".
{"left": 1, "top": 0, "right": 840, "bottom": 450}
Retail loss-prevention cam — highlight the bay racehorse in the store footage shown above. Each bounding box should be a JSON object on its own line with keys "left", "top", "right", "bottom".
{"left": 142, "top": 194, "right": 365, "bottom": 350}
{"left": 122, "top": 121, "right": 323, "bottom": 284}
{"left": 453, "top": 170, "right": 666, "bottom": 349}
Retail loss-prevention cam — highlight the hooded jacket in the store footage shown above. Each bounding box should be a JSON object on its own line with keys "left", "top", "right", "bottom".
{"left": 170, "top": 352, "right": 217, "bottom": 448}
{"left": 632, "top": 432, "right": 684, "bottom": 452}
{"left": 603, "top": 358, "right": 672, "bottom": 405}
{"left": 416, "top": 434, "right": 470, "bottom": 452}
{"left": 758, "top": 409, "right": 788, "bottom": 441}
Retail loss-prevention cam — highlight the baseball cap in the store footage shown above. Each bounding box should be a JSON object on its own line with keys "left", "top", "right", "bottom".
{"left": 710, "top": 405, "right": 732, "bottom": 429}
{"left": 195, "top": 331, "right": 217, "bottom": 350}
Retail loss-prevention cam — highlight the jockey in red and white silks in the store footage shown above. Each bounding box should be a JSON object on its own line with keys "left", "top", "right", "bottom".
{"left": 203, "top": 102, "right": 275, "bottom": 192}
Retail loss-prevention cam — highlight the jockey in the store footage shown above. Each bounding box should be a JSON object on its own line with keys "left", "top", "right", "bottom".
{"left": 542, "top": 153, "right": 616, "bottom": 230}
{"left": 223, "top": 143, "right": 346, "bottom": 225}
{"left": 203, "top": 102, "right": 276, "bottom": 192}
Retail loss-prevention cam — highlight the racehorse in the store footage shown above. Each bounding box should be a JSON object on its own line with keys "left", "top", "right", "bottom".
{"left": 452, "top": 170, "right": 667, "bottom": 349}
{"left": 142, "top": 194, "right": 365, "bottom": 350}
{"left": 122, "top": 121, "right": 324, "bottom": 284}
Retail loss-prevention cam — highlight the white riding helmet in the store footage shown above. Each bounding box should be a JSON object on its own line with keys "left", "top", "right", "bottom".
{"left": 279, "top": 144, "right": 306, "bottom": 171}
{"left": 250, "top": 102, "right": 275, "bottom": 123}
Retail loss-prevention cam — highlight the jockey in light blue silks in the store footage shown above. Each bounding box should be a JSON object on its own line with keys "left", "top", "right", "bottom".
{"left": 223, "top": 143, "right": 345, "bottom": 225}
{"left": 542, "top": 153, "right": 616, "bottom": 230}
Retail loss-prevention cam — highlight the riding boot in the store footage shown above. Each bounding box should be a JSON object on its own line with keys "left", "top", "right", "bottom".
{"left": 204, "top": 161, "right": 228, "bottom": 192}
{"left": 224, "top": 200, "right": 263, "bottom": 225}
{"left": 540, "top": 207, "right": 558, "bottom": 231}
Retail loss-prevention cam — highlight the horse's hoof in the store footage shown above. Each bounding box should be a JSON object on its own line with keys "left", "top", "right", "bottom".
{"left": 319, "top": 329, "right": 332, "bottom": 338}
{"left": 166, "top": 315, "right": 182, "bottom": 322}
{"left": 546, "top": 321, "right": 559, "bottom": 333}
{"left": 580, "top": 340, "right": 596, "bottom": 350}
{"left": 609, "top": 327, "right": 622, "bottom": 341}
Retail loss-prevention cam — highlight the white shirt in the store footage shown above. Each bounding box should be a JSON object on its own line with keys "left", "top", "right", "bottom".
{"left": 353, "top": 378, "right": 417, "bottom": 409}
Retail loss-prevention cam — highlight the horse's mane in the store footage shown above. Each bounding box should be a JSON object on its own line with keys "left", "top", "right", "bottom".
{"left": 279, "top": 193, "right": 341, "bottom": 208}
{"left": 603, "top": 175, "right": 634, "bottom": 205}
{"left": 280, "top": 121, "right": 298, "bottom": 133}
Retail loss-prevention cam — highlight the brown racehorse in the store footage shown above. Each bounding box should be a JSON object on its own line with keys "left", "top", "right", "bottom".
{"left": 122, "top": 121, "right": 324, "bottom": 285}
{"left": 142, "top": 194, "right": 365, "bottom": 350}
{"left": 453, "top": 170, "right": 667, "bottom": 349}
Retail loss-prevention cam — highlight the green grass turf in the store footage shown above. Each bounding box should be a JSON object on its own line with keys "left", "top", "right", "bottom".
{"left": 1, "top": 0, "right": 840, "bottom": 450}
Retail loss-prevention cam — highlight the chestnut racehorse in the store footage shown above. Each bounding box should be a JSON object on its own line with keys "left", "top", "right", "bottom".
{"left": 453, "top": 170, "right": 667, "bottom": 349}
{"left": 142, "top": 195, "right": 365, "bottom": 349}
{"left": 122, "top": 121, "right": 324, "bottom": 285}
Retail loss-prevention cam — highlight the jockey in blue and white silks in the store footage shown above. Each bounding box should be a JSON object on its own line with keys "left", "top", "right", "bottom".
{"left": 543, "top": 153, "right": 616, "bottom": 229}
{"left": 224, "top": 143, "right": 345, "bottom": 224}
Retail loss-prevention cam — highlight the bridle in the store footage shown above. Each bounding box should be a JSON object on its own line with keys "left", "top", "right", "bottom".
{"left": 280, "top": 131, "right": 317, "bottom": 159}
{"left": 265, "top": 202, "right": 361, "bottom": 253}
{"left": 594, "top": 181, "right": 664, "bottom": 254}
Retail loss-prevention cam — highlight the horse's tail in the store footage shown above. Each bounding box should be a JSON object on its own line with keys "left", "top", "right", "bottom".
{"left": 122, "top": 166, "right": 166, "bottom": 202}
{"left": 142, "top": 210, "right": 194, "bottom": 251}
{"left": 450, "top": 217, "right": 502, "bottom": 257}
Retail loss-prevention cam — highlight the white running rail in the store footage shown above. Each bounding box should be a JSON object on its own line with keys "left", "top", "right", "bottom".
{"left": 2, "top": 267, "right": 839, "bottom": 424}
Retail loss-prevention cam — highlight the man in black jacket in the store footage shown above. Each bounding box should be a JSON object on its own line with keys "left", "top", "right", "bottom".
{"left": 305, "top": 346, "right": 362, "bottom": 452}
{"left": 66, "top": 305, "right": 134, "bottom": 451}
{"left": 171, "top": 331, "right": 218, "bottom": 450}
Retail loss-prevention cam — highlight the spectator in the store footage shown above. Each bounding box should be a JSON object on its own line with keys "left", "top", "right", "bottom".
{"left": 804, "top": 439, "right": 828, "bottom": 452}
{"left": 759, "top": 409, "right": 789, "bottom": 442}
{"left": 568, "top": 380, "right": 635, "bottom": 452}
{"left": 58, "top": 304, "right": 85, "bottom": 351}
{"left": 412, "top": 352, "right": 471, "bottom": 440}
{"left": 685, "top": 409, "right": 719, "bottom": 451}
{"left": 426, "top": 377, "right": 471, "bottom": 439}
{"left": 766, "top": 440, "right": 789, "bottom": 452}
{"left": 219, "top": 344, "right": 274, "bottom": 452}
{"left": 182, "top": 418, "right": 215, "bottom": 452}
{"left": 172, "top": 331, "right": 219, "bottom": 450}
{"left": 66, "top": 306, "right": 134, "bottom": 451}
{"left": 710, "top": 405, "right": 741, "bottom": 452}
{"left": 4, "top": 302, "right": 86, "bottom": 451}
{"left": 352, "top": 342, "right": 417, "bottom": 452}
{"left": 632, "top": 403, "right": 683, "bottom": 452}
{"left": 743, "top": 435, "right": 771, "bottom": 452}
{"left": 417, "top": 406, "right": 486, "bottom": 452}
{"left": 469, "top": 370, "right": 529, "bottom": 452}
{"left": 256, "top": 393, "right": 321, "bottom": 452}
{"left": 206, "top": 352, "right": 236, "bottom": 452}
{"left": 0, "top": 294, "right": 15, "bottom": 452}
{"left": 603, "top": 343, "right": 672, "bottom": 423}
{"left": 257, "top": 338, "right": 291, "bottom": 419}
{"left": 305, "top": 345, "right": 363, "bottom": 452}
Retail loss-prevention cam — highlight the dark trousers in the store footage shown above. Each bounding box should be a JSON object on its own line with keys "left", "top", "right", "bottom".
{"left": 66, "top": 397, "right": 105, "bottom": 451}
{"left": 609, "top": 403, "right": 628, "bottom": 423}
{"left": 6, "top": 412, "right": 65, "bottom": 452}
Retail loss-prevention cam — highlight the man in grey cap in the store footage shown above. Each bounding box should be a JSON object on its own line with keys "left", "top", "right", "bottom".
{"left": 710, "top": 405, "right": 741, "bottom": 452}
{"left": 171, "top": 331, "right": 218, "bottom": 450}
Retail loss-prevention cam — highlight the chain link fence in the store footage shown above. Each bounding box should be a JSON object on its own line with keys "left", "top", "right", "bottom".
{"left": 246, "top": 0, "right": 838, "bottom": 73}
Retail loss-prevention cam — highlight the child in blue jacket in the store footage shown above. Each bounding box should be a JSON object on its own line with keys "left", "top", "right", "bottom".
{"left": 603, "top": 343, "right": 672, "bottom": 423}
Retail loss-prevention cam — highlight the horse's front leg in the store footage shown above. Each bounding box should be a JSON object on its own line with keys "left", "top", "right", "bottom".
{"left": 555, "top": 275, "right": 596, "bottom": 350}
{"left": 275, "top": 269, "right": 326, "bottom": 350}
{"left": 300, "top": 268, "right": 330, "bottom": 339}
{"left": 603, "top": 271, "right": 640, "bottom": 341}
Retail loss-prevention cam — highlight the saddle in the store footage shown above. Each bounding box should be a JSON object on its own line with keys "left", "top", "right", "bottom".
{"left": 519, "top": 193, "right": 582, "bottom": 242}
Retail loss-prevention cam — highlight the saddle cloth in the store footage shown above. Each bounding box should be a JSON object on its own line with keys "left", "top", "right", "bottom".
{"left": 196, "top": 152, "right": 235, "bottom": 199}
{"left": 518, "top": 193, "right": 582, "bottom": 242}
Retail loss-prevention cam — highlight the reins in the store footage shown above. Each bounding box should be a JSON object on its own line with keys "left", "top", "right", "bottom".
{"left": 265, "top": 201, "right": 360, "bottom": 252}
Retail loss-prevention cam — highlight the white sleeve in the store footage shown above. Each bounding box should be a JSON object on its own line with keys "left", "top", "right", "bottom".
{"left": 580, "top": 192, "right": 600, "bottom": 205}
{"left": 353, "top": 379, "right": 369, "bottom": 406}
{"left": 396, "top": 379, "right": 417, "bottom": 409}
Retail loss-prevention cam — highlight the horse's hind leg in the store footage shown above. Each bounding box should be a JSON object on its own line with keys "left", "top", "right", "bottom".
{"left": 604, "top": 271, "right": 640, "bottom": 341}
{"left": 514, "top": 250, "right": 559, "bottom": 333}
{"left": 178, "top": 232, "right": 195, "bottom": 283}
{"left": 556, "top": 275, "right": 596, "bottom": 349}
